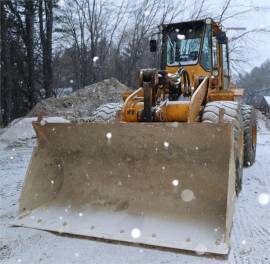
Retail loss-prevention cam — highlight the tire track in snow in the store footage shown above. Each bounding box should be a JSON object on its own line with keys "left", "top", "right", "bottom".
{"left": 230, "top": 132, "right": 270, "bottom": 264}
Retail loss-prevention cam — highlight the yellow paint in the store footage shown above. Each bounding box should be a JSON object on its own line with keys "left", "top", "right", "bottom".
{"left": 161, "top": 102, "right": 190, "bottom": 122}
{"left": 166, "top": 64, "right": 211, "bottom": 87}
{"left": 208, "top": 89, "right": 244, "bottom": 102}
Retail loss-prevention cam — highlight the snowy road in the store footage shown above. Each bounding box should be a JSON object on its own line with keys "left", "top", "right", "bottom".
{"left": 0, "top": 118, "right": 270, "bottom": 263}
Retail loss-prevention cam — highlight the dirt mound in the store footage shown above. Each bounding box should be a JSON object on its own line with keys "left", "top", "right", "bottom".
{"left": 28, "top": 78, "right": 128, "bottom": 120}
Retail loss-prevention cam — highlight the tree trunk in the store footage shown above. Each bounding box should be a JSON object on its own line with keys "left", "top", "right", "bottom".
{"left": 0, "top": 1, "right": 12, "bottom": 125}
{"left": 25, "top": 0, "right": 36, "bottom": 107}
{"left": 39, "top": 0, "right": 53, "bottom": 98}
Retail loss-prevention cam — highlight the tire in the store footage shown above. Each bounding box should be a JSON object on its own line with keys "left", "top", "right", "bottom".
{"left": 89, "top": 103, "right": 122, "bottom": 122}
{"left": 202, "top": 101, "right": 243, "bottom": 195}
{"left": 241, "top": 105, "right": 257, "bottom": 167}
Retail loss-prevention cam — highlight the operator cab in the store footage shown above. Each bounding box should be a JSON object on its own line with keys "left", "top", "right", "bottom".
{"left": 150, "top": 18, "right": 230, "bottom": 92}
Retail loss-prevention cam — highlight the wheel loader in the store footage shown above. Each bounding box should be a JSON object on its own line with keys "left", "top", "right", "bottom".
{"left": 15, "top": 18, "right": 257, "bottom": 255}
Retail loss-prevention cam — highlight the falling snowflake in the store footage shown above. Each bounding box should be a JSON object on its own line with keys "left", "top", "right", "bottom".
{"left": 181, "top": 189, "right": 195, "bottom": 202}
{"left": 241, "top": 240, "right": 247, "bottom": 245}
{"left": 195, "top": 146, "right": 199, "bottom": 150}
{"left": 170, "top": 122, "right": 179, "bottom": 128}
{"left": 79, "top": 212, "right": 83, "bottom": 217}
{"left": 163, "top": 141, "right": 169, "bottom": 148}
{"left": 131, "top": 228, "right": 141, "bottom": 239}
{"left": 59, "top": 216, "right": 63, "bottom": 220}
{"left": 10, "top": 156, "right": 14, "bottom": 160}
{"left": 172, "top": 179, "right": 179, "bottom": 186}
{"left": 51, "top": 180, "right": 54, "bottom": 184}
{"left": 93, "top": 56, "right": 99, "bottom": 62}
{"left": 59, "top": 0, "right": 65, "bottom": 7}
{"left": 17, "top": 259, "right": 22, "bottom": 263}
{"left": 144, "top": 10, "right": 150, "bottom": 16}
{"left": 40, "top": 120, "right": 46, "bottom": 126}
{"left": 74, "top": 252, "right": 79, "bottom": 257}
{"left": 106, "top": 132, "right": 112, "bottom": 139}
{"left": 70, "top": 79, "right": 74, "bottom": 84}
{"left": 258, "top": 193, "right": 270, "bottom": 206}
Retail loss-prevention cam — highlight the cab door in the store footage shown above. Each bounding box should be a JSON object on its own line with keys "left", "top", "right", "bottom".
{"left": 222, "top": 43, "right": 230, "bottom": 89}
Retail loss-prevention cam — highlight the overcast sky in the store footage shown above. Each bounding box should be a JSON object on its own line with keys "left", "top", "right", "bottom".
{"left": 59, "top": 0, "right": 270, "bottom": 73}
{"left": 207, "top": 0, "right": 270, "bottom": 72}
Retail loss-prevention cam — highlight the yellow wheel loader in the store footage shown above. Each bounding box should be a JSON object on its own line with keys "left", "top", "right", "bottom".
{"left": 15, "top": 18, "right": 257, "bottom": 255}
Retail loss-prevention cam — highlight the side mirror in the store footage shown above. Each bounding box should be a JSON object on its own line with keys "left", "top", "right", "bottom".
{"left": 216, "top": 31, "right": 228, "bottom": 44}
{"left": 150, "top": 39, "right": 157, "bottom": 52}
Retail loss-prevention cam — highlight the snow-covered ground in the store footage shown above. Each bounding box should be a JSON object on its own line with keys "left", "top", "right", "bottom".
{"left": 0, "top": 115, "right": 270, "bottom": 264}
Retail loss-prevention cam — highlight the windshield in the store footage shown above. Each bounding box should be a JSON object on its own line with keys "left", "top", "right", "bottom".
{"left": 166, "top": 23, "right": 204, "bottom": 66}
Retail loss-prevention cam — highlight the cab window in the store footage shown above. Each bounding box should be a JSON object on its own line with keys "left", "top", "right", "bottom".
{"left": 166, "top": 22, "right": 204, "bottom": 66}
{"left": 212, "top": 35, "right": 218, "bottom": 68}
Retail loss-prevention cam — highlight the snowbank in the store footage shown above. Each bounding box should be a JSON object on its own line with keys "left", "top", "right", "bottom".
{"left": 0, "top": 117, "right": 69, "bottom": 149}
{"left": 257, "top": 111, "right": 270, "bottom": 132}
{"left": 28, "top": 78, "right": 128, "bottom": 120}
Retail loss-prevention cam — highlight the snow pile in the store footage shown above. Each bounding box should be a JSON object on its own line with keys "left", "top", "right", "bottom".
{"left": 257, "top": 111, "right": 270, "bottom": 132}
{"left": 0, "top": 117, "right": 69, "bottom": 149}
{"left": 28, "top": 78, "right": 128, "bottom": 120}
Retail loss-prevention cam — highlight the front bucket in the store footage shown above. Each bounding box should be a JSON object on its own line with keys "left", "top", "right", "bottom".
{"left": 15, "top": 122, "right": 236, "bottom": 255}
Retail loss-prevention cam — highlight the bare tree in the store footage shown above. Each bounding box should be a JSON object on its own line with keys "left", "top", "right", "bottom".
{"left": 39, "top": 0, "right": 54, "bottom": 98}
{"left": 58, "top": 0, "right": 128, "bottom": 88}
{"left": 6, "top": 0, "right": 36, "bottom": 107}
{"left": 0, "top": 1, "right": 12, "bottom": 124}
